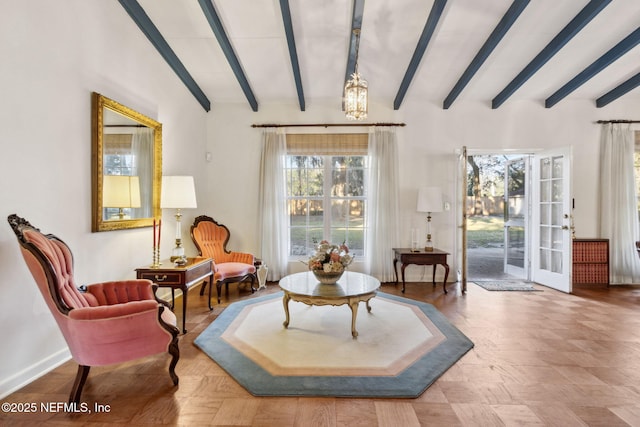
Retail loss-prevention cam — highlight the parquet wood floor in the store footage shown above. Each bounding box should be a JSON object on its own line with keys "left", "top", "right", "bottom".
{"left": 2, "top": 280, "right": 640, "bottom": 426}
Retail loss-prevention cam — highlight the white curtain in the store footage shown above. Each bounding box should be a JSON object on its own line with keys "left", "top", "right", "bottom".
{"left": 599, "top": 123, "right": 640, "bottom": 283}
{"left": 258, "top": 129, "right": 288, "bottom": 281}
{"left": 365, "top": 127, "right": 400, "bottom": 282}
{"left": 132, "top": 128, "right": 154, "bottom": 218}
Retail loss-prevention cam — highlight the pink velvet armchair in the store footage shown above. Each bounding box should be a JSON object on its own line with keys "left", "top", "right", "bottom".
{"left": 8, "top": 214, "right": 179, "bottom": 404}
{"left": 190, "top": 215, "right": 256, "bottom": 308}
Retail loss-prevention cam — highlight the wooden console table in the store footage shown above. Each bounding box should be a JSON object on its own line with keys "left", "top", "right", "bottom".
{"left": 392, "top": 248, "right": 450, "bottom": 294}
{"left": 136, "top": 257, "right": 213, "bottom": 333}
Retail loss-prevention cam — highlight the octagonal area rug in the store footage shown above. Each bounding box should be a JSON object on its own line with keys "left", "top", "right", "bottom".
{"left": 194, "top": 291, "right": 473, "bottom": 398}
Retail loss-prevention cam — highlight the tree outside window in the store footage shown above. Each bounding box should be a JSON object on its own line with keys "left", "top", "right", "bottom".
{"left": 286, "top": 155, "right": 367, "bottom": 257}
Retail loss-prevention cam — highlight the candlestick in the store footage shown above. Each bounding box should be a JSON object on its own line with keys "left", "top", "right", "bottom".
{"left": 151, "top": 247, "right": 159, "bottom": 268}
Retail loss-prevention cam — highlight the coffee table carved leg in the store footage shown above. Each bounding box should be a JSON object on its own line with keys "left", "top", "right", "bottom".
{"left": 349, "top": 300, "right": 359, "bottom": 338}
{"left": 366, "top": 298, "right": 373, "bottom": 313}
{"left": 282, "top": 293, "right": 291, "bottom": 328}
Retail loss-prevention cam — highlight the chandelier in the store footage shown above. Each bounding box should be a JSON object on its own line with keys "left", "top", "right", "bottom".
{"left": 344, "top": 29, "right": 368, "bottom": 120}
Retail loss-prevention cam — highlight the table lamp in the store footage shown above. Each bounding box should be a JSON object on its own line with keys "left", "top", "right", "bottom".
{"left": 161, "top": 176, "right": 197, "bottom": 264}
{"left": 416, "top": 187, "right": 443, "bottom": 251}
{"left": 103, "top": 175, "right": 141, "bottom": 220}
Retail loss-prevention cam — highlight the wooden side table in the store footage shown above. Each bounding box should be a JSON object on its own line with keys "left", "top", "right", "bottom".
{"left": 136, "top": 257, "right": 213, "bottom": 333}
{"left": 392, "top": 248, "right": 450, "bottom": 294}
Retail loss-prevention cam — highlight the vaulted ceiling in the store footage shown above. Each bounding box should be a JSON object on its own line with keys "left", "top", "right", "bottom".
{"left": 120, "top": 0, "right": 640, "bottom": 113}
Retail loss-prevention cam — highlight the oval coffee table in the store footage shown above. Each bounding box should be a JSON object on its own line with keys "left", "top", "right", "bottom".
{"left": 278, "top": 271, "right": 380, "bottom": 338}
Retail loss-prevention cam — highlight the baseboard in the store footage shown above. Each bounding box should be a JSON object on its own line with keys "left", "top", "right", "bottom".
{"left": 0, "top": 347, "right": 71, "bottom": 399}
{"left": 156, "top": 287, "right": 176, "bottom": 301}
{"left": 0, "top": 289, "right": 184, "bottom": 400}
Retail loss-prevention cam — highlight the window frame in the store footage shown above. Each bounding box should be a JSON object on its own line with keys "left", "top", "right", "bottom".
{"left": 285, "top": 153, "right": 368, "bottom": 260}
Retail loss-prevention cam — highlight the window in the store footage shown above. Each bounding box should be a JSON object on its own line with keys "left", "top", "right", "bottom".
{"left": 104, "top": 134, "right": 138, "bottom": 218}
{"left": 104, "top": 134, "right": 136, "bottom": 175}
{"left": 285, "top": 134, "right": 368, "bottom": 258}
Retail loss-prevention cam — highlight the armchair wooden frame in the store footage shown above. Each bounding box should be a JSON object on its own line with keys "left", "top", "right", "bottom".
{"left": 190, "top": 215, "right": 256, "bottom": 308}
{"left": 8, "top": 214, "right": 179, "bottom": 404}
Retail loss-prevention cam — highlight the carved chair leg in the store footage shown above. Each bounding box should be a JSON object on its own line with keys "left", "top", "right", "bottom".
{"left": 69, "top": 365, "right": 90, "bottom": 404}
{"left": 168, "top": 336, "right": 180, "bottom": 386}
{"left": 157, "top": 305, "right": 180, "bottom": 385}
{"left": 250, "top": 274, "right": 256, "bottom": 293}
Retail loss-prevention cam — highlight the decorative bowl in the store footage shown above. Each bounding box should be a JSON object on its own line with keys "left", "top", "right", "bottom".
{"left": 312, "top": 270, "right": 344, "bottom": 284}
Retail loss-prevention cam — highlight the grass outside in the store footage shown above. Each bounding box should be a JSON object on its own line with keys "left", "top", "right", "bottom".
{"left": 467, "top": 215, "right": 504, "bottom": 248}
{"left": 288, "top": 214, "right": 505, "bottom": 251}
{"left": 290, "top": 215, "right": 364, "bottom": 255}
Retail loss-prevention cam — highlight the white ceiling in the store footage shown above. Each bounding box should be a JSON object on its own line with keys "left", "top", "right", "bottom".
{"left": 135, "top": 0, "right": 640, "bottom": 111}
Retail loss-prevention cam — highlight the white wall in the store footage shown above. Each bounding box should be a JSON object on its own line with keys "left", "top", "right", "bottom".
{"left": 2, "top": 0, "right": 639, "bottom": 399}
{"left": 0, "top": 1, "right": 207, "bottom": 397}
{"left": 203, "top": 97, "right": 640, "bottom": 282}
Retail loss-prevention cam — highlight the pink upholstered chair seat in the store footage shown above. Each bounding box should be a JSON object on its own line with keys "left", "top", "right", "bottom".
{"left": 215, "top": 262, "right": 256, "bottom": 282}
{"left": 191, "top": 215, "right": 257, "bottom": 308}
{"left": 7, "top": 214, "right": 180, "bottom": 404}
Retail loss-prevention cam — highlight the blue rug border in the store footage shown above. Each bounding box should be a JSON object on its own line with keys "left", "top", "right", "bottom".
{"left": 194, "top": 291, "right": 474, "bottom": 398}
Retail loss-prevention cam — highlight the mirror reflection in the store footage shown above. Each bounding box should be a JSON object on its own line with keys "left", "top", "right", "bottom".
{"left": 92, "top": 92, "right": 162, "bottom": 232}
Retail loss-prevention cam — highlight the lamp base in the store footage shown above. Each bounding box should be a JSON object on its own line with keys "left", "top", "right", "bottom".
{"left": 425, "top": 236, "right": 434, "bottom": 252}
{"left": 172, "top": 256, "right": 187, "bottom": 266}
{"left": 425, "top": 216, "right": 435, "bottom": 252}
{"left": 170, "top": 243, "right": 186, "bottom": 264}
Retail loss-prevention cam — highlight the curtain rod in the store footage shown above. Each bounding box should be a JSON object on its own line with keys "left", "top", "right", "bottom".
{"left": 596, "top": 120, "right": 640, "bottom": 124}
{"left": 251, "top": 122, "right": 405, "bottom": 128}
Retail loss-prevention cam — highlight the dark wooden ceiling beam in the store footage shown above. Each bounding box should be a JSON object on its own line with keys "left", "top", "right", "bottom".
{"left": 491, "top": 0, "right": 612, "bottom": 109}
{"left": 118, "top": 0, "right": 211, "bottom": 112}
{"left": 279, "top": 0, "right": 305, "bottom": 111}
{"left": 198, "top": 0, "right": 258, "bottom": 112}
{"left": 394, "top": 0, "right": 447, "bottom": 110}
{"left": 546, "top": 27, "right": 640, "bottom": 108}
{"left": 443, "top": 0, "right": 530, "bottom": 109}
{"left": 342, "top": 0, "right": 365, "bottom": 110}
{"left": 596, "top": 72, "right": 640, "bottom": 108}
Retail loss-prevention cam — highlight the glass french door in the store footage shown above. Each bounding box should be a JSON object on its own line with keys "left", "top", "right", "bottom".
{"left": 504, "top": 157, "right": 529, "bottom": 278}
{"left": 456, "top": 146, "right": 468, "bottom": 293}
{"left": 531, "top": 147, "right": 572, "bottom": 292}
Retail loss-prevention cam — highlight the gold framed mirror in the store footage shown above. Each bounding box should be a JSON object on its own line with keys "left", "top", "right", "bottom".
{"left": 91, "top": 92, "right": 162, "bottom": 232}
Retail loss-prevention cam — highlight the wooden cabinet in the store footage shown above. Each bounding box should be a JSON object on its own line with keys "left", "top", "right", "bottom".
{"left": 572, "top": 239, "right": 609, "bottom": 285}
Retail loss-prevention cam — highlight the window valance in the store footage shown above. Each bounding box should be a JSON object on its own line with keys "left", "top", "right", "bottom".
{"left": 104, "top": 134, "right": 133, "bottom": 154}
{"left": 286, "top": 133, "right": 367, "bottom": 155}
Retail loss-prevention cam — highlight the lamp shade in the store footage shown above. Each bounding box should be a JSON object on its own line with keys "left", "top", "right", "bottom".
{"left": 161, "top": 176, "right": 197, "bottom": 209}
{"left": 103, "top": 175, "right": 141, "bottom": 208}
{"left": 416, "top": 187, "right": 443, "bottom": 213}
